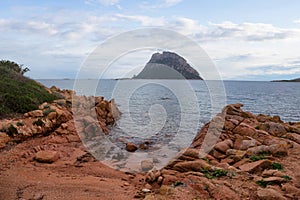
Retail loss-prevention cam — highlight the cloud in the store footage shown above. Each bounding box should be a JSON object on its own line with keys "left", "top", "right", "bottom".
{"left": 293, "top": 19, "right": 300, "bottom": 23}
{"left": 140, "top": 0, "right": 183, "bottom": 9}
{"left": 85, "top": 0, "right": 119, "bottom": 6}
{"left": 0, "top": 19, "right": 58, "bottom": 36}
{"left": 206, "top": 21, "right": 300, "bottom": 41}
{"left": 246, "top": 64, "right": 300, "bottom": 75}
{"left": 115, "top": 14, "right": 167, "bottom": 26}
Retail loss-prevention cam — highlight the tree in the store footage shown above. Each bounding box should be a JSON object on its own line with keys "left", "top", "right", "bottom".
{"left": 0, "top": 60, "right": 30, "bottom": 75}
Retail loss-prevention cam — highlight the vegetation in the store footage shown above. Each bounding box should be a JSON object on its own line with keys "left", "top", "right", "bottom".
{"left": 0, "top": 60, "right": 57, "bottom": 116}
{"left": 43, "top": 109, "right": 56, "bottom": 116}
{"left": 249, "top": 154, "right": 266, "bottom": 162}
{"left": 272, "top": 162, "right": 283, "bottom": 170}
{"left": 201, "top": 168, "right": 228, "bottom": 179}
{"left": 173, "top": 180, "right": 185, "bottom": 187}
{"left": 256, "top": 179, "right": 268, "bottom": 188}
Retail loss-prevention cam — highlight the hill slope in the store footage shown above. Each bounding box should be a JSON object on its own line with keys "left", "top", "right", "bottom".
{"left": 134, "top": 51, "right": 203, "bottom": 79}
{"left": 0, "top": 60, "right": 57, "bottom": 116}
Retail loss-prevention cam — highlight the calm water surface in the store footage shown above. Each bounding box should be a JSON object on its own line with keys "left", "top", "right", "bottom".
{"left": 39, "top": 80, "right": 299, "bottom": 146}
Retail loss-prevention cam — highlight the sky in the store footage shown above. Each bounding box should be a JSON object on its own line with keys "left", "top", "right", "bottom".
{"left": 1, "top": 0, "right": 300, "bottom": 80}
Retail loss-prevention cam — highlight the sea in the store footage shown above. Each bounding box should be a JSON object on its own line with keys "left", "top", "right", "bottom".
{"left": 37, "top": 79, "right": 300, "bottom": 168}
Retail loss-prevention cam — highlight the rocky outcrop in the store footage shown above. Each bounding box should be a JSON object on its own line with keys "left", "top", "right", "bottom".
{"left": 0, "top": 87, "right": 120, "bottom": 148}
{"left": 133, "top": 51, "right": 203, "bottom": 79}
{"left": 143, "top": 103, "right": 300, "bottom": 200}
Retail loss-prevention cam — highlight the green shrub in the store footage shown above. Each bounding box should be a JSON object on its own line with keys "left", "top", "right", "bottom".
{"left": 272, "top": 162, "right": 283, "bottom": 170}
{"left": 250, "top": 154, "right": 266, "bottom": 162}
{"left": 43, "top": 109, "right": 55, "bottom": 116}
{"left": 256, "top": 180, "right": 268, "bottom": 188}
{"left": 282, "top": 175, "right": 292, "bottom": 181}
{"left": 0, "top": 60, "right": 57, "bottom": 116}
{"left": 201, "top": 168, "right": 228, "bottom": 179}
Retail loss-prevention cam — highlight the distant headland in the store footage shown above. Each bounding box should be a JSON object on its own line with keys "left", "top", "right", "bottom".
{"left": 271, "top": 78, "right": 300, "bottom": 82}
{"left": 133, "top": 51, "right": 203, "bottom": 80}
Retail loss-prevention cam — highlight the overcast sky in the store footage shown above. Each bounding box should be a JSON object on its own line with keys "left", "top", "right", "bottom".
{"left": 1, "top": 0, "right": 300, "bottom": 80}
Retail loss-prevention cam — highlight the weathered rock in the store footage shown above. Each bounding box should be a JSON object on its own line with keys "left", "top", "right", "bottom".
{"left": 225, "top": 103, "right": 243, "bottom": 116}
{"left": 24, "top": 110, "right": 43, "bottom": 118}
{"left": 261, "top": 122, "right": 287, "bottom": 137}
{"left": 262, "top": 176, "right": 287, "bottom": 184}
{"left": 257, "top": 188, "right": 287, "bottom": 200}
{"left": 239, "top": 160, "right": 272, "bottom": 173}
{"left": 233, "top": 123, "right": 257, "bottom": 137}
{"left": 214, "top": 139, "right": 233, "bottom": 153}
{"left": 226, "top": 149, "right": 247, "bottom": 161}
{"left": 283, "top": 132, "right": 300, "bottom": 144}
{"left": 262, "top": 169, "right": 286, "bottom": 178}
{"left": 157, "top": 176, "right": 164, "bottom": 185}
{"left": 173, "top": 160, "right": 211, "bottom": 172}
{"left": 126, "top": 142, "right": 138, "bottom": 152}
{"left": 35, "top": 150, "right": 59, "bottom": 163}
{"left": 240, "top": 138, "right": 259, "bottom": 150}
{"left": 141, "top": 160, "right": 154, "bottom": 172}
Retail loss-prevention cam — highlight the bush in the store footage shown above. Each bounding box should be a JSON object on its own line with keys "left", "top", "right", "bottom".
{"left": 43, "top": 109, "right": 56, "bottom": 116}
{"left": 0, "top": 60, "right": 57, "bottom": 116}
{"left": 201, "top": 168, "right": 228, "bottom": 179}
{"left": 272, "top": 162, "right": 283, "bottom": 170}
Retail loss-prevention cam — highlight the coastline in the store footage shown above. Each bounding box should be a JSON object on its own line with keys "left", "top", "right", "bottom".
{"left": 0, "top": 86, "right": 300, "bottom": 199}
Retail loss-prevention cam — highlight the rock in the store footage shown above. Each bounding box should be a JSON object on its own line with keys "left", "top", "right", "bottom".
{"left": 173, "top": 160, "right": 211, "bottom": 172}
{"left": 144, "top": 183, "right": 152, "bottom": 190}
{"left": 233, "top": 123, "right": 257, "bottom": 137}
{"left": 182, "top": 148, "right": 200, "bottom": 159}
{"left": 281, "top": 184, "right": 300, "bottom": 197}
{"left": 211, "top": 149, "right": 226, "bottom": 159}
{"left": 126, "top": 142, "right": 138, "bottom": 152}
{"left": 261, "top": 122, "right": 287, "bottom": 137}
{"left": 134, "top": 51, "right": 203, "bottom": 80}
{"left": 283, "top": 132, "right": 300, "bottom": 144}
{"left": 61, "top": 123, "right": 68, "bottom": 130}
{"left": 47, "top": 111, "right": 57, "bottom": 120}
{"left": 240, "top": 138, "right": 259, "bottom": 150}
{"left": 239, "top": 160, "right": 272, "bottom": 173}
{"left": 32, "top": 193, "right": 44, "bottom": 200}
{"left": 35, "top": 150, "right": 59, "bottom": 163}
{"left": 226, "top": 149, "right": 247, "bottom": 161}
{"left": 246, "top": 145, "right": 269, "bottom": 156}
{"left": 214, "top": 139, "right": 233, "bottom": 153}
{"left": 225, "top": 104, "right": 243, "bottom": 116}
{"left": 268, "top": 143, "right": 289, "bottom": 157}
{"left": 262, "top": 169, "right": 285, "bottom": 178}
{"left": 141, "top": 160, "right": 154, "bottom": 172}
{"left": 145, "top": 168, "right": 160, "bottom": 183}
{"left": 257, "top": 188, "right": 287, "bottom": 200}
{"left": 142, "top": 188, "right": 151, "bottom": 193}
{"left": 157, "top": 176, "right": 164, "bottom": 185}
{"left": 25, "top": 110, "right": 43, "bottom": 118}
{"left": 262, "top": 177, "right": 287, "bottom": 184}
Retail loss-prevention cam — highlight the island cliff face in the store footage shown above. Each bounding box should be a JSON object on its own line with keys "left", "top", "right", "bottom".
{"left": 134, "top": 51, "right": 203, "bottom": 80}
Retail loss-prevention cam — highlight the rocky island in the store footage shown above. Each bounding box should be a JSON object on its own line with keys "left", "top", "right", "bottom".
{"left": 133, "top": 51, "right": 203, "bottom": 80}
